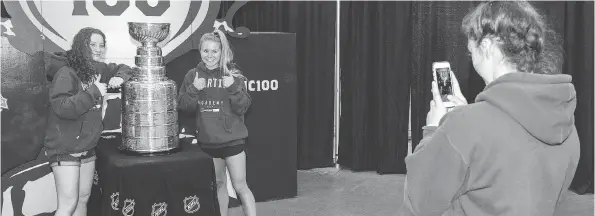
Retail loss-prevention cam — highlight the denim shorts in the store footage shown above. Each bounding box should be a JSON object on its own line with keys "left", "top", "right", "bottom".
{"left": 46, "top": 149, "right": 96, "bottom": 167}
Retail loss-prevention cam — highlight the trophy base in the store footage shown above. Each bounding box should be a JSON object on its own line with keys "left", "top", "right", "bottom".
{"left": 118, "top": 146, "right": 182, "bottom": 156}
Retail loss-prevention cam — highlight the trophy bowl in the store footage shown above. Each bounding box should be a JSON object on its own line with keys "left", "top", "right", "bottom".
{"left": 128, "top": 22, "right": 170, "bottom": 45}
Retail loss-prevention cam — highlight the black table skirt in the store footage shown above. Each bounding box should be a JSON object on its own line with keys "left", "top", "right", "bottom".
{"left": 89, "top": 135, "right": 218, "bottom": 216}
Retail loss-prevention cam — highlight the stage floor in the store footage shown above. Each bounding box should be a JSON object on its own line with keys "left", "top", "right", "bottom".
{"left": 229, "top": 169, "right": 594, "bottom": 216}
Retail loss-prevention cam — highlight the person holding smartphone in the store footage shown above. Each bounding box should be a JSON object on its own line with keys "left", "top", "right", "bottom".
{"left": 399, "top": 1, "right": 579, "bottom": 216}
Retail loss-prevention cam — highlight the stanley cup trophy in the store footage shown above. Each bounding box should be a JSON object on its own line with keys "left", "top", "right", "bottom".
{"left": 120, "top": 22, "right": 179, "bottom": 154}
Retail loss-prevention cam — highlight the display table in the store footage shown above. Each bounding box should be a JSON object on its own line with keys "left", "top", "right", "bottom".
{"left": 89, "top": 135, "right": 217, "bottom": 216}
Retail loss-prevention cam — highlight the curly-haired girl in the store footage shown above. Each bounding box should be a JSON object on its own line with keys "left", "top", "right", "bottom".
{"left": 44, "top": 27, "right": 132, "bottom": 216}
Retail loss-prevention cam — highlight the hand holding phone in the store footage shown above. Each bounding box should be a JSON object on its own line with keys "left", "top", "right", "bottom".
{"left": 447, "top": 70, "right": 468, "bottom": 107}
{"left": 426, "top": 81, "right": 448, "bottom": 126}
{"left": 432, "top": 61, "right": 468, "bottom": 109}
{"left": 432, "top": 61, "right": 454, "bottom": 108}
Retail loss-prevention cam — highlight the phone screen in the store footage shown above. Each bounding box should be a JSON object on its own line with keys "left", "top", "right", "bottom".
{"left": 435, "top": 67, "right": 453, "bottom": 102}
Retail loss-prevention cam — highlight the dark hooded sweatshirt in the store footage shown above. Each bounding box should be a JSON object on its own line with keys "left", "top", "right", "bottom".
{"left": 177, "top": 62, "right": 251, "bottom": 148}
{"left": 399, "top": 72, "right": 580, "bottom": 216}
{"left": 44, "top": 52, "right": 133, "bottom": 156}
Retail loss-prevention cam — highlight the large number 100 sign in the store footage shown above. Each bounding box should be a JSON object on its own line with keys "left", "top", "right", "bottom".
{"left": 4, "top": 0, "right": 250, "bottom": 61}
{"left": 72, "top": 0, "right": 171, "bottom": 16}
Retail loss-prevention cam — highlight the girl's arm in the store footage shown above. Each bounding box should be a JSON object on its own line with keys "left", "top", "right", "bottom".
{"left": 177, "top": 70, "right": 201, "bottom": 113}
{"left": 226, "top": 75, "right": 251, "bottom": 115}
{"left": 50, "top": 68, "right": 103, "bottom": 120}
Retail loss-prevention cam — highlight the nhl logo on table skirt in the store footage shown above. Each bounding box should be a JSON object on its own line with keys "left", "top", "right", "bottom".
{"left": 183, "top": 195, "right": 201, "bottom": 213}
{"left": 2, "top": 0, "right": 221, "bottom": 61}
{"left": 151, "top": 202, "right": 168, "bottom": 216}
{"left": 122, "top": 198, "right": 135, "bottom": 216}
{"left": 110, "top": 192, "right": 120, "bottom": 211}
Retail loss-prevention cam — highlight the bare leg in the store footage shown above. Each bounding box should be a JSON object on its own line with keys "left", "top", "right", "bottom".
{"left": 213, "top": 158, "right": 229, "bottom": 216}
{"left": 73, "top": 161, "right": 95, "bottom": 216}
{"left": 52, "top": 164, "right": 80, "bottom": 216}
{"left": 226, "top": 152, "right": 256, "bottom": 216}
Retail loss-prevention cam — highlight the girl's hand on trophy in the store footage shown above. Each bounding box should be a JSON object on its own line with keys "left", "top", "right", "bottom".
{"left": 108, "top": 77, "right": 124, "bottom": 88}
{"left": 223, "top": 76, "right": 234, "bottom": 88}
{"left": 194, "top": 73, "right": 206, "bottom": 90}
{"left": 94, "top": 74, "right": 107, "bottom": 96}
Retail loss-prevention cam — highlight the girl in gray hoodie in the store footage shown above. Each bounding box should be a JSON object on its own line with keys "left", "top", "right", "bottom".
{"left": 178, "top": 29, "right": 255, "bottom": 216}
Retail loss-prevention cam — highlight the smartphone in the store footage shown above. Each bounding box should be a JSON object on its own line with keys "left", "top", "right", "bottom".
{"left": 432, "top": 61, "right": 454, "bottom": 108}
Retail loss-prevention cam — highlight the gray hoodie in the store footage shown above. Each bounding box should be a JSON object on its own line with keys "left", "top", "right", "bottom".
{"left": 399, "top": 72, "right": 580, "bottom": 216}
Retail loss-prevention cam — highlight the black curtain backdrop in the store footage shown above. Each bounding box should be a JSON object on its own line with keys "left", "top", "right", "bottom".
{"left": 410, "top": 1, "right": 478, "bottom": 152}
{"left": 339, "top": 1, "right": 593, "bottom": 191}
{"left": 409, "top": 1, "right": 593, "bottom": 194}
{"left": 562, "top": 1, "right": 594, "bottom": 195}
{"left": 219, "top": 1, "right": 336, "bottom": 169}
{"left": 338, "top": 1, "right": 412, "bottom": 174}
